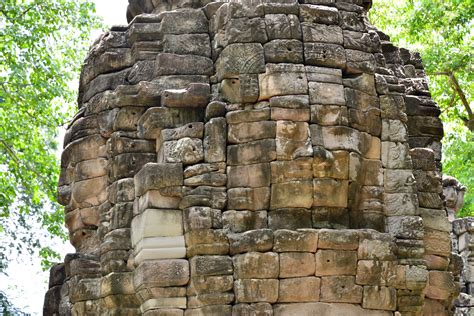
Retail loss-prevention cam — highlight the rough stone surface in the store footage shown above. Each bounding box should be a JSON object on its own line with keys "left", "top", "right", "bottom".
{"left": 47, "top": 1, "right": 458, "bottom": 315}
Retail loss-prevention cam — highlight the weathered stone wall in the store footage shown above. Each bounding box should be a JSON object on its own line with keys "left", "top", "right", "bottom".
{"left": 44, "top": 0, "right": 459, "bottom": 315}
{"left": 453, "top": 218, "right": 474, "bottom": 314}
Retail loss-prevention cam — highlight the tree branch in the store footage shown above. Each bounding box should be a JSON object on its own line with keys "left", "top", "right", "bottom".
{"left": 0, "top": 138, "right": 52, "bottom": 189}
{"left": 429, "top": 70, "right": 473, "bottom": 130}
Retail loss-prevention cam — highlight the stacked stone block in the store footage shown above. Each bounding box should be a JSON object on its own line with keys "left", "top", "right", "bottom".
{"left": 453, "top": 218, "right": 474, "bottom": 313}
{"left": 44, "top": 0, "right": 460, "bottom": 315}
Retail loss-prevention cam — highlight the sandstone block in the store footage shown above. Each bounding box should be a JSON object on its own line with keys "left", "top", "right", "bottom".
{"left": 274, "top": 229, "right": 318, "bottom": 252}
{"left": 313, "top": 147, "right": 349, "bottom": 179}
{"left": 162, "top": 33, "right": 211, "bottom": 57}
{"left": 140, "top": 297, "right": 187, "bottom": 312}
{"left": 226, "top": 109, "right": 270, "bottom": 124}
{"left": 310, "top": 105, "right": 348, "bottom": 126}
{"left": 300, "top": 4, "right": 339, "bottom": 25}
{"left": 134, "top": 163, "right": 183, "bottom": 197}
{"left": 75, "top": 158, "right": 108, "bottom": 181}
{"left": 386, "top": 216, "right": 423, "bottom": 240}
{"left": 280, "top": 252, "right": 316, "bottom": 278}
{"left": 232, "top": 303, "right": 273, "bottom": 316}
{"left": 228, "top": 121, "right": 276, "bottom": 144}
{"left": 304, "top": 43, "right": 346, "bottom": 69}
{"left": 162, "top": 83, "right": 210, "bottom": 109}
{"left": 381, "top": 142, "right": 413, "bottom": 169}
{"left": 133, "top": 260, "right": 189, "bottom": 290}
{"left": 131, "top": 209, "right": 183, "bottom": 247}
{"left": 227, "top": 187, "right": 270, "bottom": 211}
{"left": 180, "top": 186, "right": 227, "bottom": 210}
{"left": 265, "top": 14, "right": 301, "bottom": 40}
{"left": 305, "top": 66, "right": 342, "bottom": 84}
{"left": 138, "top": 107, "right": 204, "bottom": 139}
{"left": 184, "top": 163, "right": 226, "bottom": 178}
{"left": 270, "top": 181, "right": 313, "bottom": 209}
{"left": 271, "top": 158, "right": 313, "bottom": 183}
{"left": 183, "top": 172, "right": 227, "bottom": 187}
{"left": 358, "top": 232, "right": 396, "bottom": 261}
{"left": 223, "top": 211, "right": 268, "bottom": 234}
{"left": 71, "top": 176, "right": 108, "bottom": 208}
{"left": 185, "top": 229, "right": 229, "bottom": 256}
{"left": 227, "top": 139, "right": 276, "bottom": 165}
{"left": 320, "top": 276, "right": 362, "bottom": 303}
{"left": 190, "top": 256, "right": 233, "bottom": 277}
{"left": 227, "top": 163, "right": 271, "bottom": 188}
{"left": 183, "top": 207, "right": 214, "bottom": 232}
{"left": 313, "top": 179, "right": 348, "bottom": 208}
{"left": 382, "top": 119, "right": 408, "bottom": 142}
{"left": 317, "top": 229, "right": 359, "bottom": 250}
{"left": 264, "top": 39, "right": 304, "bottom": 64}
{"left": 187, "top": 275, "right": 234, "bottom": 295}
{"left": 319, "top": 126, "right": 361, "bottom": 153}
{"left": 276, "top": 121, "right": 312, "bottom": 160}
{"left": 273, "top": 302, "right": 392, "bottom": 316}
{"left": 362, "top": 286, "right": 397, "bottom": 311}
{"left": 302, "top": 23, "right": 343, "bottom": 44}
{"left": 383, "top": 193, "right": 418, "bottom": 216}
{"left": 156, "top": 53, "right": 213, "bottom": 76}
{"left": 384, "top": 169, "right": 415, "bottom": 193}
{"left": 234, "top": 279, "right": 279, "bottom": 303}
{"left": 229, "top": 229, "right": 273, "bottom": 255}
{"left": 271, "top": 107, "right": 310, "bottom": 121}
{"left": 425, "top": 271, "right": 455, "bottom": 300}
{"left": 162, "top": 138, "right": 204, "bottom": 165}
{"left": 187, "top": 292, "right": 234, "bottom": 308}
{"left": 233, "top": 252, "right": 279, "bottom": 279}
{"left": 225, "top": 17, "right": 268, "bottom": 44}
{"left": 137, "top": 190, "right": 181, "bottom": 212}
{"left": 258, "top": 64, "right": 308, "bottom": 100}
{"left": 185, "top": 305, "right": 232, "bottom": 315}
{"left": 205, "top": 101, "right": 226, "bottom": 120}
{"left": 268, "top": 209, "right": 312, "bottom": 230}
{"left": 135, "top": 248, "right": 187, "bottom": 265}
{"left": 107, "top": 178, "right": 135, "bottom": 204}
{"left": 269, "top": 95, "right": 309, "bottom": 109}
{"left": 278, "top": 277, "right": 321, "bottom": 303}
{"left": 308, "top": 81, "right": 345, "bottom": 106}
{"left": 215, "top": 43, "right": 265, "bottom": 80}
{"left": 160, "top": 9, "right": 208, "bottom": 34}
{"left": 204, "top": 118, "right": 227, "bottom": 163}
{"left": 315, "top": 250, "right": 357, "bottom": 276}
{"left": 345, "top": 49, "right": 376, "bottom": 74}
{"left": 424, "top": 229, "right": 451, "bottom": 257}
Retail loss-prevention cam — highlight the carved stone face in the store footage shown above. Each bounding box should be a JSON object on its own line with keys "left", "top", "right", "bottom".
{"left": 443, "top": 176, "right": 467, "bottom": 213}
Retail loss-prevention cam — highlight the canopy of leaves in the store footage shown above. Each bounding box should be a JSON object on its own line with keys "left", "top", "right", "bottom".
{"left": 370, "top": 0, "right": 473, "bottom": 216}
{"left": 0, "top": 0, "right": 100, "bottom": 272}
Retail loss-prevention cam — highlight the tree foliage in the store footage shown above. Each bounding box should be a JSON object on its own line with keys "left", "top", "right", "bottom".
{"left": 370, "top": 0, "right": 473, "bottom": 216}
{"left": 0, "top": 0, "right": 100, "bottom": 272}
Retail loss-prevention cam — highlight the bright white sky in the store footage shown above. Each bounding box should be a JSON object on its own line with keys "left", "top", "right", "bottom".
{"left": 0, "top": 1, "right": 128, "bottom": 314}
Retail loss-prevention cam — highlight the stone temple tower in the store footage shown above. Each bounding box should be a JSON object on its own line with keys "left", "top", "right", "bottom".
{"left": 44, "top": 0, "right": 458, "bottom": 315}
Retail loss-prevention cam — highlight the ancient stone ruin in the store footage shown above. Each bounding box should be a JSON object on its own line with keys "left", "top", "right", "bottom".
{"left": 44, "top": 0, "right": 463, "bottom": 314}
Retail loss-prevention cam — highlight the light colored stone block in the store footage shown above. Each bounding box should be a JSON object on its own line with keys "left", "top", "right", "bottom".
{"left": 135, "top": 248, "right": 187, "bottom": 265}
{"left": 131, "top": 209, "right": 183, "bottom": 247}
{"left": 137, "top": 190, "right": 181, "bottom": 211}
{"left": 135, "top": 236, "right": 185, "bottom": 254}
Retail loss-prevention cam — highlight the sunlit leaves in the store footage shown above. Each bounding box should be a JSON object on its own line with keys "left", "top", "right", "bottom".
{"left": 0, "top": 0, "right": 101, "bottom": 271}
